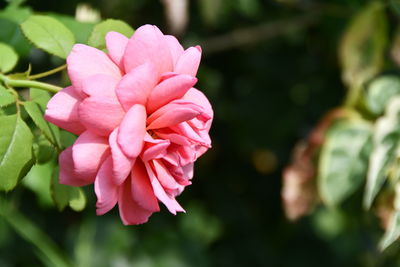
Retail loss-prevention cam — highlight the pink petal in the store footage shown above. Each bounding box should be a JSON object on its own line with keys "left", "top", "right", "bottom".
{"left": 152, "top": 159, "right": 180, "bottom": 190}
{"left": 117, "top": 104, "right": 146, "bottom": 158}
{"left": 144, "top": 162, "right": 185, "bottom": 214}
{"left": 106, "top": 31, "right": 129, "bottom": 70}
{"left": 81, "top": 74, "right": 119, "bottom": 98}
{"left": 170, "top": 122, "right": 209, "bottom": 146}
{"left": 146, "top": 74, "right": 197, "bottom": 114}
{"left": 123, "top": 24, "right": 173, "bottom": 75}
{"left": 168, "top": 163, "right": 193, "bottom": 186}
{"left": 116, "top": 63, "right": 159, "bottom": 111}
{"left": 154, "top": 128, "right": 191, "bottom": 146}
{"left": 160, "top": 72, "right": 178, "bottom": 82}
{"left": 162, "top": 150, "right": 180, "bottom": 166}
{"left": 109, "top": 128, "right": 134, "bottom": 185}
{"left": 131, "top": 160, "right": 159, "bottom": 212}
{"left": 72, "top": 131, "right": 110, "bottom": 179}
{"left": 59, "top": 147, "right": 92, "bottom": 186}
{"left": 79, "top": 95, "right": 125, "bottom": 136}
{"left": 118, "top": 178, "right": 153, "bottom": 225}
{"left": 184, "top": 88, "right": 213, "bottom": 125}
{"left": 165, "top": 35, "right": 184, "bottom": 65}
{"left": 95, "top": 156, "right": 118, "bottom": 215}
{"left": 176, "top": 145, "right": 197, "bottom": 166}
{"left": 44, "top": 86, "right": 85, "bottom": 135}
{"left": 147, "top": 100, "right": 203, "bottom": 129}
{"left": 174, "top": 46, "right": 201, "bottom": 77}
{"left": 182, "top": 163, "right": 194, "bottom": 180}
{"left": 67, "top": 44, "right": 121, "bottom": 96}
{"left": 165, "top": 144, "right": 195, "bottom": 166}
{"left": 195, "top": 145, "right": 209, "bottom": 158}
{"left": 142, "top": 134, "right": 170, "bottom": 161}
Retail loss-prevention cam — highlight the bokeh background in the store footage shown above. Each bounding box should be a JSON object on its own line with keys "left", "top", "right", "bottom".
{"left": 1, "top": 0, "right": 399, "bottom": 266}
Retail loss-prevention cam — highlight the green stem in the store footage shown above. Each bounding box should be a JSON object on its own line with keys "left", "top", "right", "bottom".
{"left": 344, "top": 86, "right": 361, "bottom": 108}
{"left": 0, "top": 74, "right": 62, "bottom": 93}
{"left": 29, "top": 64, "right": 67, "bottom": 80}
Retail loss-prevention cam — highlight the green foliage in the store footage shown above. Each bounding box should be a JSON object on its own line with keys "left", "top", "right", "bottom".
{"left": 48, "top": 13, "right": 94, "bottom": 44}
{"left": 29, "top": 87, "right": 51, "bottom": 108}
{"left": 339, "top": 2, "right": 387, "bottom": 88}
{"left": 318, "top": 119, "right": 371, "bottom": 206}
{"left": 0, "top": 85, "right": 15, "bottom": 107}
{"left": 0, "top": 5, "right": 32, "bottom": 24}
{"left": 179, "top": 202, "right": 222, "bottom": 245}
{"left": 0, "top": 197, "right": 72, "bottom": 267}
{"left": 310, "top": 0, "right": 400, "bottom": 252}
{"left": 59, "top": 130, "right": 77, "bottom": 149}
{"left": 88, "top": 19, "right": 134, "bottom": 50}
{"left": 0, "top": 114, "right": 34, "bottom": 191}
{"left": 33, "top": 135, "right": 56, "bottom": 164}
{"left": 21, "top": 15, "right": 75, "bottom": 59}
{"left": 390, "top": 0, "right": 400, "bottom": 15}
{"left": 364, "top": 97, "right": 400, "bottom": 209}
{"left": 23, "top": 101, "right": 61, "bottom": 148}
{"left": 364, "top": 76, "right": 400, "bottom": 116}
{"left": 0, "top": 43, "right": 18, "bottom": 73}
{"left": 68, "top": 188, "right": 86, "bottom": 212}
{"left": 22, "top": 162, "right": 55, "bottom": 208}
{"left": 0, "top": 6, "right": 32, "bottom": 57}
{"left": 380, "top": 211, "right": 400, "bottom": 251}
{"left": 4, "top": 0, "right": 400, "bottom": 265}
{"left": 312, "top": 208, "right": 348, "bottom": 239}
{"left": 51, "top": 167, "right": 86, "bottom": 212}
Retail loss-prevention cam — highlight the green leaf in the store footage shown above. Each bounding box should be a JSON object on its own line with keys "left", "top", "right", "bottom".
{"left": 0, "top": 5, "right": 31, "bottom": 24}
{"left": 51, "top": 167, "right": 86, "bottom": 211}
{"left": 318, "top": 119, "right": 371, "bottom": 206}
{"left": 0, "top": 114, "right": 34, "bottom": 191}
{"left": 365, "top": 97, "right": 400, "bottom": 209}
{"left": 0, "top": 18, "right": 31, "bottom": 57}
{"left": 51, "top": 167, "right": 69, "bottom": 211}
{"left": 21, "top": 15, "right": 75, "bottom": 59}
{"left": 0, "top": 42, "right": 18, "bottom": 73}
{"left": 0, "top": 103, "right": 17, "bottom": 116}
{"left": 30, "top": 87, "right": 50, "bottom": 108}
{"left": 380, "top": 211, "right": 400, "bottom": 251}
{"left": 69, "top": 188, "right": 86, "bottom": 212}
{"left": 88, "top": 19, "right": 134, "bottom": 49}
{"left": 339, "top": 2, "right": 387, "bottom": 88}
{"left": 0, "top": 6, "right": 32, "bottom": 57}
{"left": 22, "top": 162, "right": 55, "bottom": 208}
{"left": 0, "top": 85, "right": 15, "bottom": 107}
{"left": 48, "top": 13, "right": 94, "bottom": 44}
{"left": 60, "top": 130, "right": 77, "bottom": 149}
{"left": 29, "top": 89, "right": 60, "bottom": 148}
{"left": 33, "top": 135, "right": 56, "bottom": 164}
{"left": 365, "top": 75, "right": 400, "bottom": 116}
{"left": 23, "top": 101, "right": 61, "bottom": 148}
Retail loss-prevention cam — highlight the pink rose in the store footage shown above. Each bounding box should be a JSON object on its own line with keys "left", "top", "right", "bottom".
{"left": 45, "top": 25, "right": 213, "bottom": 225}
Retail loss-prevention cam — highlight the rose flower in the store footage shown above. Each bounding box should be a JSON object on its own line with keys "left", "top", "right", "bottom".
{"left": 45, "top": 25, "right": 213, "bottom": 225}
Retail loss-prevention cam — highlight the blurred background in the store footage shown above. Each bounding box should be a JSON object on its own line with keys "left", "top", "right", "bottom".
{"left": 1, "top": 0, "right": 400, "bottom": 266}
